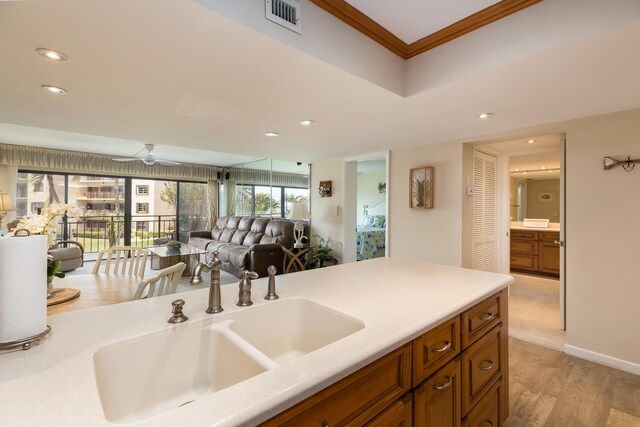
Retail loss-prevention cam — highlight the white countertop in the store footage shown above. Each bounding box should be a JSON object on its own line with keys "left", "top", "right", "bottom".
{"left": 510, "top": 222, "right": 560, "bottom": 231}
{"left": 0, "top": 258, "right": 512, "bottom": 427}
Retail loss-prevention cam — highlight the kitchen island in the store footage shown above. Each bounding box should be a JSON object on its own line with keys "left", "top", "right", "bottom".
{"left": 0, "top": 257, "right": 512, "bottom": 426}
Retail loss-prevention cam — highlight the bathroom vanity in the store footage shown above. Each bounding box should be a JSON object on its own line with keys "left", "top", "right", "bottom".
{"left": 0, "top": 257, "right": 512, "bottom": 426}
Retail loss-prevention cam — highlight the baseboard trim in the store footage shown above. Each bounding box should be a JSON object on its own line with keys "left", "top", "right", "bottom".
{"left": 564, "top": 344, "right": 640, "bottom": 376}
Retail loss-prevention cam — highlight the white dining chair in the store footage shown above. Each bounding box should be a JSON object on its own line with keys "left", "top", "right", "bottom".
{"left": 132, "top": 262, "right": 186, "bottom": 300}
{"left": 92, "top": 246, "right": 149, "bottom": 278}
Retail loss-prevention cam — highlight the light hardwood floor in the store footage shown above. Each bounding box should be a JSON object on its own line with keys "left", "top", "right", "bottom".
{"left": 506, "top": 338, "right": 640, "bottom": 427}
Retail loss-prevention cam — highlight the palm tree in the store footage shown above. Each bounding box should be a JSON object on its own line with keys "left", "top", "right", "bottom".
{"left": 30, "top": 173, "right": 60, "bottom": 205}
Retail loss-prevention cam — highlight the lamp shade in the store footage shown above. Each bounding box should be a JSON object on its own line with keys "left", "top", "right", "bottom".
{"left": 0, "top": 194, "right": 16, "bottom": 211}
{"left": 288, "top": 202, "right": 310, "bottom": 220}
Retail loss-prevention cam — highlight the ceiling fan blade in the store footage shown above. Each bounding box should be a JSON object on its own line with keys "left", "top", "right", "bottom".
{"left": 156, "top": 159, "right": 181, "bottom": 166}
{"left": 112, "top": 157, "right": 140, "bottom": 162}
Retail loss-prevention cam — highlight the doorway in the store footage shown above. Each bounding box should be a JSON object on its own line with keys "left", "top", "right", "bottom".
{"left": 474, "top": 134, "right": 566, "bottom": 350}
{"left": 356, "top": 160, "right": 387, "bottom": 261}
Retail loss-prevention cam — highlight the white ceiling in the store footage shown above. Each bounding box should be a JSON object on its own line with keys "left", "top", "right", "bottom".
{"left": 1, "top": 1, "right": 640, "bottom": 168}
{"left": 345, "top": 0, "right": 500, "bottom": 44}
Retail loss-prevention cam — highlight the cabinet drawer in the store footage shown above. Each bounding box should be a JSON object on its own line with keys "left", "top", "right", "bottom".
{"left": 413, "top": 316, "right": 460, "bottom": 386}
{"left": 462, "top": 379, "right": 504, "bottom": 427}
{"left": 510, "top": 230, "right": 538, "bottom": 240}
{"left": 510, "top": 254, "right": 538, "bottom": 271}
{"left": 461, "top": 325, "right": 504, "bottom": 416}
{"left": 539, "top": 231, "right": 560, "bottom": 242}
{"left": 365, "top": 394, "right": 412, "bottom": 427}
{"left": 510, "top": 239, "right": 538, "bottom": 255}
{"left": 413, "top": 357, "right": 461, "bottom": 427}
{"left": 262, "top": 343, "right": 412, "bottom": 426}
{"left": 461, "top": 290, "right": 505, "bottom": 348}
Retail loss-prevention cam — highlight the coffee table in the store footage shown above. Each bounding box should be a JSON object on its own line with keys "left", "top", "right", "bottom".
{"left": 147, "top": 244, "right": 206, "bottom": 276}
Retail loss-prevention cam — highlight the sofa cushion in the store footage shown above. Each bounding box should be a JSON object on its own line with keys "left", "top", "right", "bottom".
{"left": 226, "top": 216, "right": 241, "bottom": 230}
{"left": 243, "top": 231, "right": 264, "bottom": 246}
{"left": 259, "top": 220, "right": 294, "bottom": 246}
{"left": 220, "top": 228, "right": 235, "bottom": 243}
{"left": 251, "top": 218, "right": 270, "bottom": 233}
{"left": 210, "top": 227, "right": 224, "bottom": 241}
{"left": 238, "top": 217, "right": 255, "bottom": 231}
{"left": 189, "top": 237, "right": 212, "bottom": 251}
{"left": 231, "top": 230, "right": 249, "bottom": 245}
{"left": 217, "top": 243, "right": 248, "bottom": 266}
{"left": 207, "top": 241, "right": 229, "bottom": 253}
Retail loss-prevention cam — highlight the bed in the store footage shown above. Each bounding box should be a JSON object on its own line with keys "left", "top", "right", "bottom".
{"left": 356, "top": 215, "right": 386, "bottom": 261}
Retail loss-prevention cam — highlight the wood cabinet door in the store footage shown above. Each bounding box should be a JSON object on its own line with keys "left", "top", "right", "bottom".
{"left": 261, "top": 343, "right": 412, "bottom": 426}
{"left": 462, "top": 379, "right": 503, "bottom": 427}
{"left": 538, "top": 242, "right": 560, "bottom": 275}
{"left": 413, "top": 316, "right": 460, "bottom": 386}
{"left": 365, "top": 394, "right": 412, "bottom": 427}
{"left": 414, "top": 357, "right": 461, "bottom": 427}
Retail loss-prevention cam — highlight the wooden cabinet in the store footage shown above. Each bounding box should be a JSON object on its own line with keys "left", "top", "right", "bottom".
{"left": 263, "top": 290, "right": 508, "bottom": 427}
{"left": 510, "top": 229, "right": 559, "bottom": 277}
{"left": 413, "top": 358, "right": 461, "bottom": 427}
{"left": 366, "top": 394, "right": 412, "bottom": 427}
{"left": 261, "top": 343, "right": 412, "bottom": 426}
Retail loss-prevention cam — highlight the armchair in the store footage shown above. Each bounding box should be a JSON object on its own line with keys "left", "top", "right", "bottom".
{"left": 48, "top": 240, "right": 84, "bottom": 272}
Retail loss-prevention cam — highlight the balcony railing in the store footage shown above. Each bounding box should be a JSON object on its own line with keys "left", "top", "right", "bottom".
{"left": 62, "top": 215, "right": 208, "bottom": 255}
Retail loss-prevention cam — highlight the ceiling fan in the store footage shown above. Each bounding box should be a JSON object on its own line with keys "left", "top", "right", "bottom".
{"left": 112, "top": 144, "right": 180, "bottom": 166}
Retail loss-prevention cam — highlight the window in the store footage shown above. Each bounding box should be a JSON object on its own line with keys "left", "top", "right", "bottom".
{"left": 16, "top": 201, "right": 27, "bottom": 217}
{"left": 16, "top": 183, "right": 28, "bottom": 198}
{"left": 136, "top": 185, "right": 149, "bottom": 195}
{"left": 233, "top": 184, "right": 309, "bottom": 218}
{"left": 136, "top": 203, "right": 149, "bottom": 214}
{"left": 30, "top": 202, "right": 44, "bottom": 214}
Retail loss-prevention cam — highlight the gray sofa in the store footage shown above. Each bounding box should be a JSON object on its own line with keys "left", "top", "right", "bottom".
{"left": 188, "top": 216, "right": 295, "bottom": 278}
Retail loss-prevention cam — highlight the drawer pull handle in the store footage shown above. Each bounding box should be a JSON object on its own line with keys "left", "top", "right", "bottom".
{"left": 482, "top": 421, "right": 494, "bottom": 426}
{"left": 479, "top": 312, "right": 496, "bottom": 321}
{"left": 432, "top": 375, "right": 453, "bottom": 391}
{"left": 322, "top": 420, "right": 329, "bottom": 427}
{"left": 479, "top": 360, "right": 495, "bottom": 371}
{"left": 432, "top": 341, "right": 451, "bottom": 353}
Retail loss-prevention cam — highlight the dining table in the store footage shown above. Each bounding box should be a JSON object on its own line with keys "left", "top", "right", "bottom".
{"left": 47, "top": 274, "right": 143, "bottom": 316}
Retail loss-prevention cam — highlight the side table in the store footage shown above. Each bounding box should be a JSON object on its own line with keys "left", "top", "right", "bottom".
{"left": 282, "top": 246, "right": 310, "bottom": 273}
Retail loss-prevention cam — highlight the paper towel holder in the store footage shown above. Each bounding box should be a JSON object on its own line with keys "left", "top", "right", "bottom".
{"left": 0, "top": 229, "right": 52, "bottom": 353}
{"left": 0, "top": 325, "right": 51, "bottom": 353}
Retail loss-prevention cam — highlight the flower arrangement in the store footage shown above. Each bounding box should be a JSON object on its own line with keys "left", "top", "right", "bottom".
{"left": 166, "top": 240, "right": 181, "bottom": 249}
{"left": 15, "top": 203, "right": 83, "bottom": 246}
{"left": 14, "top": 203, "right": 83, "bottom": 290}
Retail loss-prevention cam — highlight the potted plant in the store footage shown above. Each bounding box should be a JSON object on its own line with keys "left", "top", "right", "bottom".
{"left": 166, "top": 240, "right": 182, "bottom": 254}
{"left": 306, "top": 235, "right": 339, "bottom": 269}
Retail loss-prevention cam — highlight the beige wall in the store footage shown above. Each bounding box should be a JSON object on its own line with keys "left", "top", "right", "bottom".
{"left": 310, "top": 158, "right": 345, "bottom": 263}
{"left": 357, "top": 170, "right": 386, "bottom": 225}
{"left": 565, "top": 108, "right": 640, "bottom": 366}
{"left": 389, "top": 141, "right": 463, "bottom": 266}
{"left": 525, "top": 179, "right": 560, "bottom": 222}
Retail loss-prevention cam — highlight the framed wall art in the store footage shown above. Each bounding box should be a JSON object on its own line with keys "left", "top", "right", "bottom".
{"left": 410, "top": 167, "right": 433, "bottom": 209}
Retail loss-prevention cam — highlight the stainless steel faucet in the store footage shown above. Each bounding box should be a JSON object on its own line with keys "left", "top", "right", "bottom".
{"left": 190, "top": 251, "right": 223, "bottom": 314}
{"left": 265, "top": 265, "right": 279, "bottom": 300}
{"left": 237, "top": 270, "right": 259, "bottom": 307}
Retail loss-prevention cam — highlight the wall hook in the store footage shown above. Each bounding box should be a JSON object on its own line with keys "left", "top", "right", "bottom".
{"left": 603, "top": 156, "right": 640, "bottom": 172}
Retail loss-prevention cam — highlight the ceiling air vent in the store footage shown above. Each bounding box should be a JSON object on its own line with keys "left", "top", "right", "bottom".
{"left": 265, "top": 0, "right": 302, "bottom": 34}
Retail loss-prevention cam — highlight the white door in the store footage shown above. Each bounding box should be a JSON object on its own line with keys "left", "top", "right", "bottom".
{"left": 472, "top": 150, "right": 497, "bottom": 272}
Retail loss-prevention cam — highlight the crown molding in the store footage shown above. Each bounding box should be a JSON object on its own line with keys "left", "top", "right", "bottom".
{"left": 309, "top": 0, "right": 543, "bottom": 60}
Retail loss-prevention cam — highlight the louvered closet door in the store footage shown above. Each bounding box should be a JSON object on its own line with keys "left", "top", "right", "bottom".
{"left": 472, "top": 151, "right": 497, "bottom": 272}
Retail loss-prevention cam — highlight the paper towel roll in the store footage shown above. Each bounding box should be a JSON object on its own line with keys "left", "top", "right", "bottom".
{"left": 0, "top": 235, "right": 48, "bottom": 343}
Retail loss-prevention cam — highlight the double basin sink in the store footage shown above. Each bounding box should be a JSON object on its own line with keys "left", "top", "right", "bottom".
{"left": 93, "top": 298, "right": 365, "bottom": 424}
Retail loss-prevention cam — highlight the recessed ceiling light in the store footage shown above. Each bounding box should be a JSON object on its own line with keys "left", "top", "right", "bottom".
{"left": 476, "top": 113, "right": 493, "bottom": 119}
{"left": 515, "top": 169, "right": 520, "bottom": 172}
{"left": 523, "top": 171, "right": 528, "bottom": 174}
{"left": 35, "top": 48, "right": 69, "bottom": 62}
{"left": 300, "top": 120, "right": 315, "bottom": 126}
{"left": 41, "top": 85, "right": 67, "bottom": 94}
{"left": 265, "top": 132, "right": 278, "bottom": 137}
{"left": 527, "top": 139, "right": 535, "bottom": 144}
{"left": 541, "top": 166, "right": 546, "bottom": 169}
